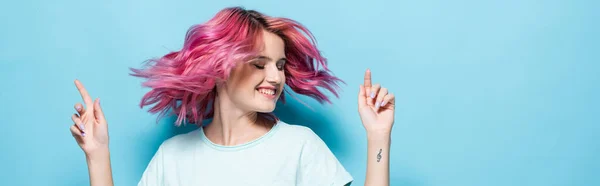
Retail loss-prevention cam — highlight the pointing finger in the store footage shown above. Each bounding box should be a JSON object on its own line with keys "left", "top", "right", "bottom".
{"left": 74, "top": 79, "right": 93, "bottom": 109}
{"left": 364, "top": 69, "right": 372, "bottom": 97}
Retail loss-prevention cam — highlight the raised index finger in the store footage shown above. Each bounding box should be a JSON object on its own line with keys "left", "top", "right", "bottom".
{"left": 364, "top": 69, "right": 372, "bottom": 88}
{"left": 74, "top": 79, "right": 93, "bottom": 107}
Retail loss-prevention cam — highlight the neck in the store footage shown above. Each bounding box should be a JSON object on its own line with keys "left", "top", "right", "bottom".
{"left": 204, "top": 93, "right": 271, "bottom": 146}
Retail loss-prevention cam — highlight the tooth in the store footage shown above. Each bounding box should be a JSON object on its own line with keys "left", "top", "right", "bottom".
{"left": 258, "top": 88, "right": 276, "bottom": 95}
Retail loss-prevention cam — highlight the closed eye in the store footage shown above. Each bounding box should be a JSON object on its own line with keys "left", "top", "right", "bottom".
{"left": 276, "top": 59, "right": 286, "bottom": 71}
{"left": 250, "top": 56, "right": 286, "bottom": 70}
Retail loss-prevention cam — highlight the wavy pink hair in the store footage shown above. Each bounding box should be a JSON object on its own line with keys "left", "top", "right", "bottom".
{"left": 130, "top": 7, "right": 343, "bottom": 126}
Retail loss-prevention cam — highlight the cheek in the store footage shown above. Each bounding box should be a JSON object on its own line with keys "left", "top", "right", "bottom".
{"left": 228, "top": 67, "right": 255, "bottom": 90}
{"left": 234, "top": 74, "right": 262, "bottom": 94}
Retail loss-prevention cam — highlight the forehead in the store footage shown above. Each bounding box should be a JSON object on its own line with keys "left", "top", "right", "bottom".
{"left": 258, "top": 30, "right": 285, "bottom": 59}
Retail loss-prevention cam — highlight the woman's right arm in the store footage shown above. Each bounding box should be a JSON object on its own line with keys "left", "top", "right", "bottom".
{"left": 357, "top": 69, "right": 396, "bottom": 186}
{"left": 70, "top": 80, "right": 114, "bottom": 186}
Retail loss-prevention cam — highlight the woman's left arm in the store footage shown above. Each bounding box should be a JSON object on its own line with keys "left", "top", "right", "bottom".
{"left": 358, "top": 69, "right": 396, "bottom": 186}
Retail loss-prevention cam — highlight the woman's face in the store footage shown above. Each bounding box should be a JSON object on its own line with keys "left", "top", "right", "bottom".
{"left": 220, "top": 30, "right": 286, "bottom": 113}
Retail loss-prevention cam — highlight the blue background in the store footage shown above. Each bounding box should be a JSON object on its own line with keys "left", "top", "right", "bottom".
{"left": 1, "top": 0, "right": 598, "bottom": 185}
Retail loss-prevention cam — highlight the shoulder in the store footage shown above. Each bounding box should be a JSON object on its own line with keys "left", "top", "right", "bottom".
{"left": 275, "top": 120, "right": 322, "bottom": 144}
{"left": 274, "top": 120, "right": 330, "bottom": 155}
{"left": 157, "top": 129, "right": 201, "bottom": 153}
{"left": 277, "top": 121, "right": 354, "bottom": 185}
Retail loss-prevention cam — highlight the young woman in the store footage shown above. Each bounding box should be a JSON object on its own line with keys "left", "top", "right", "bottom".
{"left": 69, "top": 7, "right": 395, "bottom": 186}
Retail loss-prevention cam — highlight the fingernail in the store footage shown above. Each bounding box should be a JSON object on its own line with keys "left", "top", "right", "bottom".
{"left": 381, "top": 101, "right": 387, "bottom": 107}
{"left": 80, "top": 124, "right": 85, "bottom": 131}
{"left": 376, "top": 102, "right": 381, "bottom": 109}
{"left": 76, "top": 105, "right": 81, "bottom": 111}
{"left": 82, "top": 132, "right": 86, "bottom": 137}
{"left": 370, "top": 92, "right": 375, "bottom": 99}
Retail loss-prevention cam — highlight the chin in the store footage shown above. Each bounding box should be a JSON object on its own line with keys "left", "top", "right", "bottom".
{"left": 255, "top": 105, "right": 276, "bottom": 113}
{"left": 249, "top": 100, "right": 277, "bottom": 112}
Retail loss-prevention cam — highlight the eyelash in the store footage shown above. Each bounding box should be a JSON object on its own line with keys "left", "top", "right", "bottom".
{"left": 254, "top": 63, "right": 285, "bottom": 70}
{"left": 253, "top": 64, "right": 265, "bottom": 69}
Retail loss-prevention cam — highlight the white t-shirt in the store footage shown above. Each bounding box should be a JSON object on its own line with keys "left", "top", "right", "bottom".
{"left": 138, "top": 120, "right": 354, "bottom": 186}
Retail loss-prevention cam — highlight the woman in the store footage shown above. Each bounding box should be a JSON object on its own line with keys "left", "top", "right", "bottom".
{"left": 70, "top": 7, "right": 395, "bottom": 186}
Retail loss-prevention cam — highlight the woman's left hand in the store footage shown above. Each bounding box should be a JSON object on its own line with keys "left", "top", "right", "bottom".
{"left": 358, "top": 69, "right": 396, "bottom": 135}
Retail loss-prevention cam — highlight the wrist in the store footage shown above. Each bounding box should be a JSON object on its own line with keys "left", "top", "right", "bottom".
{"left": 85, "top": 147, "right": 110, "bottom": 162}
{"left": 367, "top": 131, "right": 391, "bottom": 142}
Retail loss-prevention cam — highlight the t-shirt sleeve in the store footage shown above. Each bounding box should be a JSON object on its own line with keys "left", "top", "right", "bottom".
{"left": 296, "top": 127, "right": 354, "bottom": 186}
{"left": 137, "top": 145, "right": 165, "bottom": 186}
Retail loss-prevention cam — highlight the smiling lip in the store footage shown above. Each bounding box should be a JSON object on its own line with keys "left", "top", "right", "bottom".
{"left": 256, "top": 86, "right": 277, "bottom": 99}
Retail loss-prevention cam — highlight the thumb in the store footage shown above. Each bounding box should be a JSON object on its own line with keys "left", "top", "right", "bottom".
{"left": 93, "top": 98, "right": 106, "bottom": 122}
{"left": 358, "top": 84, "right": 368, "bottom": 108}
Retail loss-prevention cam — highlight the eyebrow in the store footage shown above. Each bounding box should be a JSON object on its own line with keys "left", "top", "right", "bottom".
{"left": 257, "top": 55, "right": 287, "bottom": 62}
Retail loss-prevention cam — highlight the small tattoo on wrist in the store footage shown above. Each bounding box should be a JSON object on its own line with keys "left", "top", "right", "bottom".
{"left": 377, "top": 149, "right": 382, "bottom": 162}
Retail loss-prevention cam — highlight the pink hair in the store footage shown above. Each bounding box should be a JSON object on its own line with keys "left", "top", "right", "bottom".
{"left": 130, "top": 7, "right": 343, "bottom": 126}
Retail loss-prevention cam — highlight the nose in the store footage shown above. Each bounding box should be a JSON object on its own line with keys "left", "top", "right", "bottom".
{"left": 265, "top": 64, "right": 282, "bottom": 85}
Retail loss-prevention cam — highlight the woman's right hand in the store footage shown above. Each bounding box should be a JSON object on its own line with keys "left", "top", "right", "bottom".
{"left": 70, "top": 79, "right": 110, "bottom": 157}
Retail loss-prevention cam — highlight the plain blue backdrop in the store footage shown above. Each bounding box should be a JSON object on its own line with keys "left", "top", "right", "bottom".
{"left": 1, "top": 0, "right": 598, "bottom": 185}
